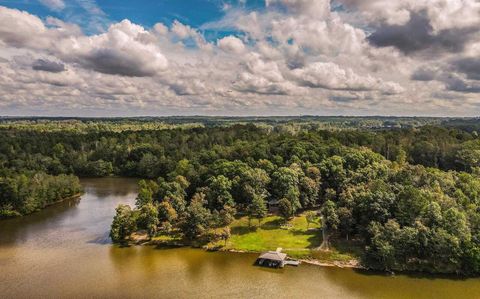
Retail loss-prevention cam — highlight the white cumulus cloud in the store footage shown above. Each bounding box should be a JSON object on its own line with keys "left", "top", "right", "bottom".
{"left": 0, "top": 2, "right": 479, "bottom": 116}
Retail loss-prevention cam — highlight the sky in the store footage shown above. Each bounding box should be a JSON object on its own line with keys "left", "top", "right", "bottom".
{"left": 0, "top": 0, "right": 479, "bottom": 116}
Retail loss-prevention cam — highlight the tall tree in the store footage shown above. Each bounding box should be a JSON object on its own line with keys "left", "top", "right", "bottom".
{"left": 110, "top": 205, "right": 136, "bottom": 243}
{"left": 137, "top": 203, "right": 159, "bottom": 238}
{"left": 319, "top": 200, "right": 339, "bottom": 250}
{"left": 247, "top": 193, "right": 267, "bottom": 226}
{"left": 182, "top": 192, "right": 212, "bottom": 240}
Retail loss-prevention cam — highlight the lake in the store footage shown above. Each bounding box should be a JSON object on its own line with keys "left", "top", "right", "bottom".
{"left": 1, "top": 178, "right": 480, "bottom": 298}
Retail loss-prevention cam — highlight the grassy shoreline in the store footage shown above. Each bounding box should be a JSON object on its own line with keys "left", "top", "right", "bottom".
{"left": 145, "top": 213, "right": 363, "bottom": 269}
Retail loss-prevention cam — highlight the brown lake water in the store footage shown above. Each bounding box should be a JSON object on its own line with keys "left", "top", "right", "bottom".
{"left": 1, "top": 177, "right": 480, "bottom": 298}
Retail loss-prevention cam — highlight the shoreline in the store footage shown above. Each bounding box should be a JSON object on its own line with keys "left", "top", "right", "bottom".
{"left": 221, "top": 248, "right": 363, "bottom": 269}
{"left": 1, "top": 192, "right": 84, "bottom": 220}
{"left": 44, "top": 192, "right": 84, "bottom": 207}
{"left": 129, "top": 235, "right": 479, "bottom": 276}
{"left": 137, "top": 236, "right": 364, "bottom": 270}
{"left": 299, "top": 258, "right": 362, "bottom": 269}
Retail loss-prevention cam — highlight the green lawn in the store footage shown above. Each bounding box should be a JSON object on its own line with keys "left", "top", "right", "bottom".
{"left": 211, "top": 214, "right": 317, "bottom": 258}
{"left": 150, "top": 213, "right": 361, "bottom": 262}
{"left": 206, "top": 213, "right": 361, "bottom": 261}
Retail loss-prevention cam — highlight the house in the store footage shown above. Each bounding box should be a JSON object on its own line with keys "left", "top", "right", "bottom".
{"left": 267, "top": 199, "right": 279, "bottom": 213}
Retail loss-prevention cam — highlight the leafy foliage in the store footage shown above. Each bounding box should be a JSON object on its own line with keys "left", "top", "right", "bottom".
{"left": 0, "top": 172, "right": 81, "bottom": 218}
{"left": 110, "top": 205, "right": 137, "bottom": 243}
{"left": 3, "top": 118, "right": 480, "bottom": 274}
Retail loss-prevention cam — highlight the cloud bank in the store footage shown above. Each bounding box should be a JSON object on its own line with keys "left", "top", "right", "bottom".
{"left": 0, "top": 1, "right": 479, "bottom": 116}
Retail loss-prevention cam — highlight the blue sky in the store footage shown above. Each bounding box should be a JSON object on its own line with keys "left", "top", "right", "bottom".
{"left": 0, "top": 0, "right": 478, "bottom": 116}
{"left": 0, "top": 0, "right": 266, "bottom": 36}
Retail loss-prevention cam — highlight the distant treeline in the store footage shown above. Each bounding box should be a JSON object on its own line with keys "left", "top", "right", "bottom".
{"left": 1, "top": 122, "right": 480, "bottom": 178}
{"left": 0, "top": 115, "right": 472, "bottom": 129}
{"left": 3, "top": 115, "right": 480, "bottom": 130}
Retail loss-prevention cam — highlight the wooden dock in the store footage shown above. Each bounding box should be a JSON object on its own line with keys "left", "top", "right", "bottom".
{"left": 284, "top": 260, "right": 301, "bottom": 266}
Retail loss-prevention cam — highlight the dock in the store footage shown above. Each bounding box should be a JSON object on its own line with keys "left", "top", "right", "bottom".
{"left": 284, "top": 260, "right": 300, "bottom": 266}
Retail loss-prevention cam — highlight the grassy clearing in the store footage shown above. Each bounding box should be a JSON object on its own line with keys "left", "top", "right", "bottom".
{"left": 223, "top": 214, "right": 321, "bottom": 257}
{"left": 205, "top": 213, "right": 360, "bottom": 262}
{"left": 151, "top": 213, "right": 361, "bottom": 263}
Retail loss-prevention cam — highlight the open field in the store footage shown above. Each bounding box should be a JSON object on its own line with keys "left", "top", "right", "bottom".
{"left": 206, "top": 214, "right": 360, "bottom": 262}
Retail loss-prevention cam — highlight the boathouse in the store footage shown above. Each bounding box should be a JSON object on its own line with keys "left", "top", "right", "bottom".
{"left": 255, "top": 248, "right": 287, "bottom": 268}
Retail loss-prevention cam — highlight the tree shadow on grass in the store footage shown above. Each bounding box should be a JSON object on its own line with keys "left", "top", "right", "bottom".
{"left": 288, "top": 229, "right": 321, "bottom": 248}
{"left": 331, "top": 238, "right": 364, "bottom": 257}
{"left": 306, "top": 233, "right": 322, "bottom": 248}
{"left": 260, "top": 218, "right": 283, "bottom": 230}
{"left": 289, "top": 228, "right": 320, "bottom": 235}
{"left": 231, "top": 225, "right": 258, "bottom": 235}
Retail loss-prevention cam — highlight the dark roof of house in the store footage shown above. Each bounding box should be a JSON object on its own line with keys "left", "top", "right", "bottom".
{"left": 258, "top": 251, "right": 287, "bottom": 261}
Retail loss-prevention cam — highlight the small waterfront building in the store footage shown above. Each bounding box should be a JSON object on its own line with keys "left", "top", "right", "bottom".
{"left": 255, "top": 248, "right": 287, "bottom": 268}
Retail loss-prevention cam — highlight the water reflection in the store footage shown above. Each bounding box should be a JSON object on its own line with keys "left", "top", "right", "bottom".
{"left": 81, "top": 177, "right": 139, "bottom": 197}
{"left": 0, "top": 197, "right": 81, "bottom": 246}
{"left": 1, "top": 178, "right": 480, "bottom": 299}
{"left": 87, "top": 230, "right": 112, "bottom": 245}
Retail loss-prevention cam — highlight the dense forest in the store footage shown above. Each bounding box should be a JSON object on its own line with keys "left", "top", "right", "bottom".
{"left": 3, "top": 117, "right": 480, "bottom": 274}
{"left": 0, "top": 172, "right": 81, "bottom": 217}
{"left": 1, "top": 118, "right": 480, "bottom": 177}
